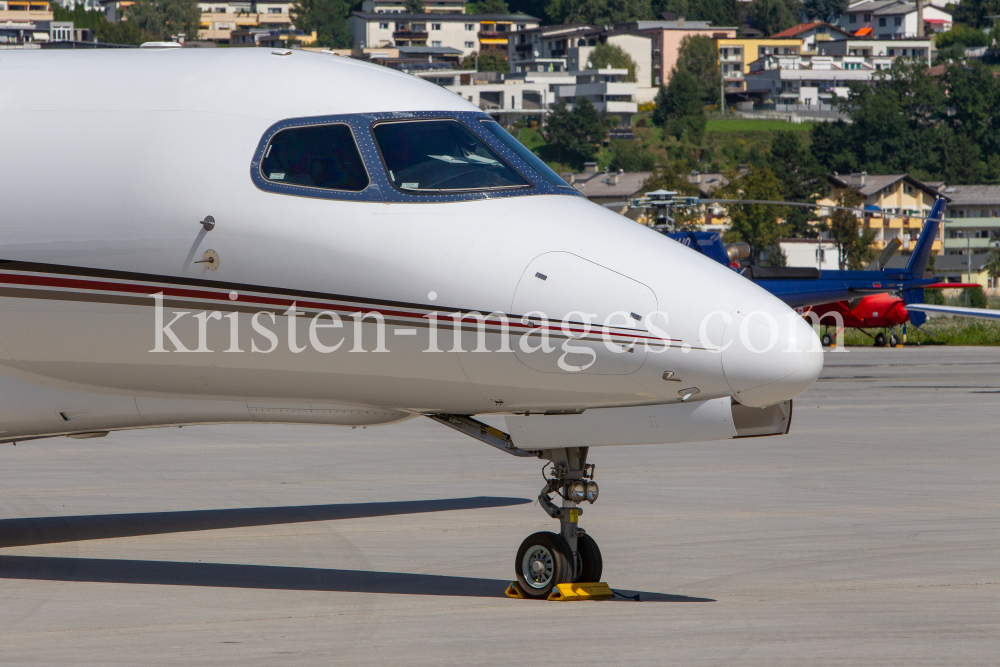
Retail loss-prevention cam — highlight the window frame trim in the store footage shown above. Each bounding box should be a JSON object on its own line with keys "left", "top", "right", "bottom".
{"left": 369, "top": 116, "right": 536, "bottom": 196}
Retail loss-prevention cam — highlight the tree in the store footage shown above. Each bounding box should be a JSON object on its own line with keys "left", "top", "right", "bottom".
{"left": 724, "top": 166, "right": 787, "bottom": 264}
{"left": 652, "top": 69, "right": 706, "bottom": 142}
{"left": 587, "top": 42, "right": 637, "bottom": 82}
{"left": 766, "top": 132, "right": 826, "bottom": 238}
{"left": 124, "top": 0, "right": 201, "bottom": 41}
{"left": 952, "top": 0, "right": 1000, "bottom": 29}
{"left": 802, "top": 0, "right": 846, "bottom": 22}
{"left": 471, "top": 0, "right": 509, "bottom": 11}
{"left": 544, "top": 98, "right": 608, "bottom": 164}
{"left": 747, "top": 0, "right": 799, "bottom": 37}
{"left": 985, "top": 246, "right": 1000, "bottom": 287}
{"left": 293, "top": 0, "right": 352, "bottom": 47}
{"left": 548, "top": 0, "right": 654, "bottom": 25}
{"left": 97, "top": 20, "right": 156, "bottom": 45}
{"left": 638, "top": 162, "right": 701, "bottom": 228}
{"left": 651, "top": 0, "right": 745, "bottom": 25}
{"left": 404, "top": 0, "right": 425, "bottom": 12}
{"left": 460, "top": 52, "right": 511, "bottom": 72}
{"left": 607, "top": 139, "right": 657, "bottom": 171}
{"left": 827, "top": 189, "right": 876, "bottom": 270}
{"left": 674, "top": 35, "right": 721, "bottom": 105}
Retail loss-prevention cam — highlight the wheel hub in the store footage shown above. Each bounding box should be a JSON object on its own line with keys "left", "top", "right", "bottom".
{"left": 522, "top": 545, "right": 554, "bottom": 588}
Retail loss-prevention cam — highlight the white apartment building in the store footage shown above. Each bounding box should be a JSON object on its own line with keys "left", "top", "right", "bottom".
{"left": 819, "top": 37, "right": 932, "bottom": 63}
{"left": 349, "top": 11, "right": 539, "bottom": 57}
{"left": 838, "top": 0, "right": 952, "bottom": 38}
{"left": 745, "top": 55, "right": 877, "bottom": 105}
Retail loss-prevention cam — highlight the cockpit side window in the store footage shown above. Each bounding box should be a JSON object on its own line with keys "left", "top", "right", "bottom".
{"left": 261, "top": 124, "right": 369, "bottom": 192}
{"left": 371, "top": 119, "right": 530, "bottom": 193}
{"left": 478, "top": 120, "right": 573, "bottom": 190}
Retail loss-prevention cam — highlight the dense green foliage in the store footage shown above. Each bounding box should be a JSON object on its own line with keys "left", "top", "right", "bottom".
{"left": 721, "top": 165, "right": 786, "bottom": 263}
{"left": 651, "top": 0, "right": 743, "bottom": 26}
{"left": 461, "top": 51, "right": 511, "bottom": 72}
{"left": 674, "top": 35, "right": 721, "bottom": 105}
{"left": 951, "top": 0, "right": 1000, "bottom": 28}
{"left": 293, "top": 0, "right": 352, "bottom": 47}
{"left": 586, "top": 43, "right": 638, "bottom": 82}
{"left": 809, "top": 60, "right": 1000, "bottom": 183}
{"left": 746, "top": 0, "right": 799, "bottom": 36}
{"left": 765, "top": 132, "right": 826, "bottom": 238}
{"left": 546, "top": 0, "right": 653, "bottom": 24}
{"left": 653, "top": 69, "right": 706, "bottom": 142}
{"left": 802, "top": 0, "right": 846, "bottom": 22}
{"left": 125, "top": 0, "right": 201, "bottom": 42}
{"left": 543, "top": 98, "right": 609, "bottom": 165}
{"left": 469, "top": 0, "right": 509, "bottom": 12}
{"left": 935, "top": 24, "right": 991, "bottom": 49}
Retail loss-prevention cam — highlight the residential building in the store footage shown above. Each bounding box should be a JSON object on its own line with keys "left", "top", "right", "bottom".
{"left": 937, "top": 185, "right": 1000, "bottom": 262}
{"left": 615, "top": 19, "right": 737, "bottom": 87}
{"left": 1, "top": 0, "right": 53, "bottom": 46}
{"left": 360, "top": 0, "right": 466, "bottom": 14}
{"left": 556, "top": 68, "right": 639, "bottom": 125}
{"left": 745, "top": 54, "right": 880, "bottom": 105}
{"left": 769, "top": 22, "right": 852, "bottom": 53}
{"left": 718, "top": 38, "right": 803, "bottom": 90}
{"left": 565, "top": 163, "right": 652, "bottom": 207}
{"left": 819, "top": 37, "right": 932, "bottom": 64}
{"left": 820, "top": 172, "right": 945, "bottom": 254}
{"left": 197, "top": 1, "right": 293, "bottom": 43}
{"left": 230, "top": 26, "right": 314, "bottom": 46}
{"left": 507, "top": 23, "right": 594, "bottom": 73}
{"left": 565, "top": 31, "right": 652, "bottom": 102}
{"left": 838, "top": 0, "right": 952, "bottom": 38}
{"left": 349, "top": 12, "right": 539, "bottom": 57}
{"left": 778, "top": 238, "right": 842, "bottom": 270}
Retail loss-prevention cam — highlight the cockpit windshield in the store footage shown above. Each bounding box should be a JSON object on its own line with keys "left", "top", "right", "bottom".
{"left": 372, "top": 119, "right": 530, "bottom": 193}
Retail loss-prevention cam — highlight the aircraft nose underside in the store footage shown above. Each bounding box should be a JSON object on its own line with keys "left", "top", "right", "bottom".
{"left": 720, "top": 295, "right": 824, "bottom": 408}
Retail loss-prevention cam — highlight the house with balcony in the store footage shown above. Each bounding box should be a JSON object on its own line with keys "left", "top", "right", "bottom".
{"left": 819, "top": 37, "right": 932, "bottom": 64}
{"left": 818, "top": 172, "right": 946, "bottom": 255}
{"left": 349, "top": 11, "right": 538, "bottom": 57}
{"left": 717, "top": 38, "right": 802, "bottom": 91}
{"left": 197, "top": 1, "right": 292, "bottom": 43}
{"left": 937, "top": 186, "right": 1000, "bottom": 268}
{"left": 0, "top": 0, "right": 53, "bottom": 45}
{"left": 555, "top": 67, "right": 638, "bottom": 126}
{"left": 838, "top": 0, "right": 952, "bottom": 38}
{"left": 744, "top": 54, "right": 878, "bottom": 105}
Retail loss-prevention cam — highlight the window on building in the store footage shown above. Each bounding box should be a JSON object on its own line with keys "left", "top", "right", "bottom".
{"left": 431, "top": 40, "right": 441, "bottom": 46}
{"left": 268, "top": 6, "right": 281, "bottom": 12}
{"left": 517, "top": 23, "right": 525, "bottom": 30}
{"left": 849, "top": 14, "right": 856, "bottom": 23}
{"left": 894, "top": 16, "right": 902, "bottom": 26}
{"left": 887, "top": 48, "right": 894, "bottom": 55}
{"left": 372, "top": 119, "right": 529, "bottom": 193}
{"left": 379, "top": 22, "right": 389, "bottom": 29}
{"left": 432, "top": 23, "right": 441, "bottom": 30}
{"left": 464, "top": 40, "right": 474, "bottom": 47}
{"left": 465, "top": 23, "right": 474, "bottom": 30}
{"left": 879, "top": 17, "right": 886, "bottom": 26}
{"left": 261, "top": 124, "right": 369, "bottom": 192}
{"left": 864, "top": 13, "right": 871, "bottom": 21}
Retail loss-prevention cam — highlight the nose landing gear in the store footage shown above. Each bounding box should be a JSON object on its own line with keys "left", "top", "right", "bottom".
{"left": 514, "top": 446, "right": 602, "bottom": 599}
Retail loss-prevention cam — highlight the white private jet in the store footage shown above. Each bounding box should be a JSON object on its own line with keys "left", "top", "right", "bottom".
{"left": 0, "top": 47, "right": 822, "bottom": 598}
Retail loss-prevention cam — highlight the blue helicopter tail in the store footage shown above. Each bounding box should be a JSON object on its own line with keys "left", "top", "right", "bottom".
{"left": 902, "top": 288, "right": 927, "bottom": 327}
{"left": 905, "top": 198, "right": 945, "bottom": 279}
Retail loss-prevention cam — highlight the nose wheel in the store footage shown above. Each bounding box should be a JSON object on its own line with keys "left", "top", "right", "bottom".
{"left": 513, "top": 446, "right": 603, "bottom": 599}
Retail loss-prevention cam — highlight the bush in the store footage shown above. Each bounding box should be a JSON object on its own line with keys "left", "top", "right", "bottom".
{"left": 963, "top": 286, "right": 988, "bottom": 308}
{"left": 935, "top": 25, "right": 990, "bottom": 49}
{"left": 607, "top": 140, "right": 656, "bottom": 172}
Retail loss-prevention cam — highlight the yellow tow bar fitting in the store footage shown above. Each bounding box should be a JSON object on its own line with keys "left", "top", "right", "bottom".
{"left": 547, "top": 582, "right": 613, "bottom": 601}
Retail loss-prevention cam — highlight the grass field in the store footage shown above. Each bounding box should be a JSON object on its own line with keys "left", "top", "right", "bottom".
{"left": 706, "top": 119, "right": 815, "bottom": 132}
{"left": 832, "top": 316, "right": 1000, "bottom": 347}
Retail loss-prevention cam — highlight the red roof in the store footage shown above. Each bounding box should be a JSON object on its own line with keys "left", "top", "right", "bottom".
{"left": 770, "top": 22, "right": 823, "bottom": 38}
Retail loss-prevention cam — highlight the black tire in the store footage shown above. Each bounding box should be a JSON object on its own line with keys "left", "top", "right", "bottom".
{"left": 821, "top": 332, "right": 833, "bottom": 347}
{"left": 515, "top": 531, "right": 573, "bottom": 599}
{"left": 874, "top": 332, "right": 887, "bottom": 347}
{"left": 889, "top": 332, "right": 899, "bottom": 346}
{"left": 575, "top": 533, "right": 603, "bottom": 583}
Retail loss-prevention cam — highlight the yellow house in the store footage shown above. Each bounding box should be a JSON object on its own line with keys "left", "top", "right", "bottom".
{"left": 0, "top": 0, "right": 53, "bottom": 23}
{"left": 718, "top": 38, "right": 802, "bottom": 91}
{"left": 818, "top": 173, "right": 945, "bottom": 255}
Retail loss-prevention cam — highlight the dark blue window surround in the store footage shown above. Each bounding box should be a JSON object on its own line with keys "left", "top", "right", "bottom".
{"left": 250, "top": 110, "right": 584, "bottom": 203}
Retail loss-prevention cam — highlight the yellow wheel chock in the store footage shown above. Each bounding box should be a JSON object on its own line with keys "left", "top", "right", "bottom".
{"left": 505, "top": 581, "right": 614, "bottom": 601}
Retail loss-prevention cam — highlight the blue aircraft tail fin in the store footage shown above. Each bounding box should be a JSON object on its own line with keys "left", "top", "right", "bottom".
{"left": 905, "top": 198, "right": 945, "bottom": 279}
{"left": 902, "top": 287, "right": 927, "bottom": 327}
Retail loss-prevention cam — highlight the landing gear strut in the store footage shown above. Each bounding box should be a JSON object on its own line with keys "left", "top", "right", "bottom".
{"left": 514, "top": 446, "right": 602, "bottom": 599}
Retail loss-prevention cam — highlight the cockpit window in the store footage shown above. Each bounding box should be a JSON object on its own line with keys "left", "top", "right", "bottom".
{"left": 372, "top": 119, "right": 530, "bottom": 193}
{"left": 478, "top": 120, "right": 573, "bottom": 189}
{"left": 261, "top": 124, "right": 369, "bottom": 192}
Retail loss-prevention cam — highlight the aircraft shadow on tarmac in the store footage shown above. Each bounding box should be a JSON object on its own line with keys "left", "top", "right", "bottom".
{"left": 0, "top": 497, "right": 713, "bottom": 602}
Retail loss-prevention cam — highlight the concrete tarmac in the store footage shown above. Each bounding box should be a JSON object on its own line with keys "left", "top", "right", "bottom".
{"left": 1, "top": 347, "right": 998, "bottom": 665}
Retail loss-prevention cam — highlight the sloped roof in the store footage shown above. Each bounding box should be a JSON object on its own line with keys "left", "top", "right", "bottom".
{"left": 939, "top": 184, "right": 1000, "bottom": 206}
{"left": 570, "top": 170, "right": 651, "bottom": 198}
{"left": 828, "top": 173, "right": 947, "bottom": 200}
{"left": 770, "top": 22, "right": 852, "bottom": 39}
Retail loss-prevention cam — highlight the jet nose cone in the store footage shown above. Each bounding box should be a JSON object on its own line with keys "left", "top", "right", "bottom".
{"left": 719, "top": 296, "right": 824, "bottom": 407}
